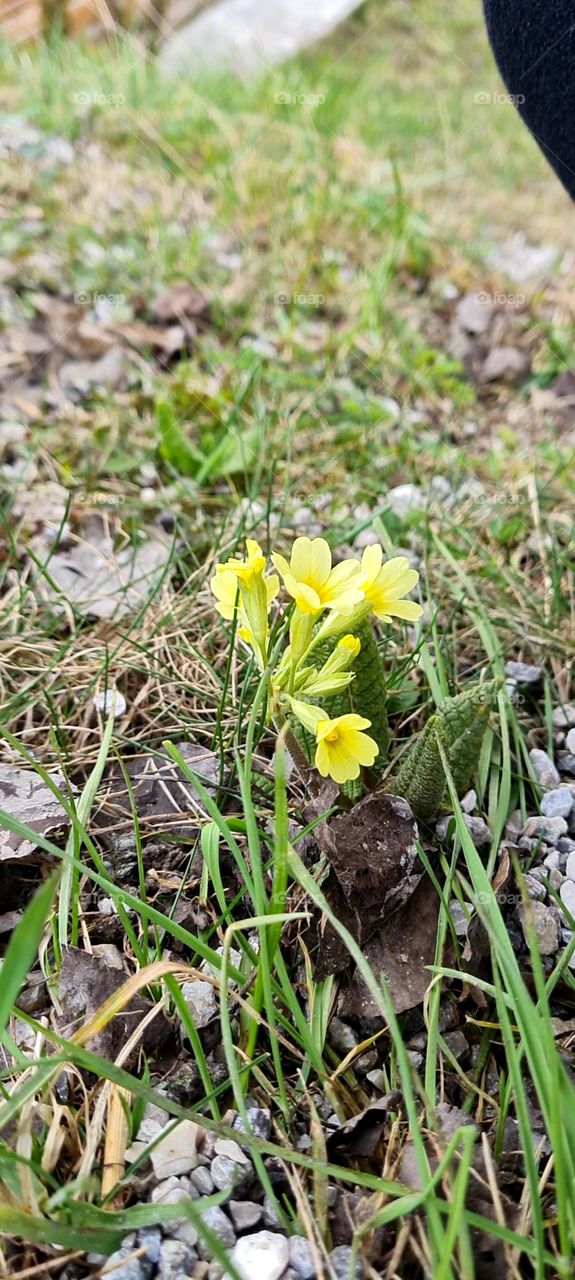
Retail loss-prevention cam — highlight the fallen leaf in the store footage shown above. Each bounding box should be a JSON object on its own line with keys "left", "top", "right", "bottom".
{"left": 0, "top": 761, "right": 71, "bottom": 862}
{"left": 93, "top": 743, "right": 219, "bottom": 855}
{"left": 32, "top": 515, "right": 171, "bottom": 619}
{"left": 57, "top": 947, "right": 170, "bottom": 1064}
{"left": 150, "top": 281, "right": 209, "bottom": 325}
{"left": 326, "top": 1094, "right": 401, "bottom": 1161}
{"left": 338, "top": 872, "right": 441, "bottom": 1018}
{"left": 313, "top": 793, "right": 422, "bottom": 980}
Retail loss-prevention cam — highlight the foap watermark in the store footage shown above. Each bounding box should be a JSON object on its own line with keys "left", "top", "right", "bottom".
{"left": 73, "top": 90, "right": 126, "bottom": 108}
{"left": 274, "top": 291, "right": 325, "bottom": 306}
{"left": 74, "top": 291, "right": 125, "bottom": 307}
{"left": 477, "top": 290, "right": 525, "bottom": 308}
{"left": 274, "top": 91, "right": 326, "bottom": 107}
{"left": 473, "top": 91, "right": 525, "bottom": 107}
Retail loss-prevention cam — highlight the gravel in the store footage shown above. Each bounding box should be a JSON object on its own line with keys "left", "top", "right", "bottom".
{"left": 180, "top": 978, "right": 218, "bottom": 1031}
{"left": 149, "top": 1120, "right": 202, "bottom": 1180}
{"left": 228, "top": 1199, "right": 264, "bottom": 1232}
{"left": 519, "top": 901, "right": 560, "bottom": 955}
{"left": 540, "top": 788, "right": 573, "bottom": 820}
{"left": 289, "top": 1236, "right": 316, "bottom": 1278}
{"left": 329, "top": 1245, "right": 363, "bottom": 1278}
{"left": 566, "top": 850, "right": 575, "bottom": 882}
{"left": 523, "top": 816, "right": 568, "bottom": 845}
{"left": 157, "top": 1238, "right": 197, "bottom": 1279}
{"left": 560, "top": 880, "right": 575, "bottom": 920}
{"left": 229, "top": 1230, "right": 290, "bottom": 1280}
{"left": 552, "top": 704, "right": 575, "bottom": 730}
{"left": 529, "top": 749, "right": 560, "bottom": 789}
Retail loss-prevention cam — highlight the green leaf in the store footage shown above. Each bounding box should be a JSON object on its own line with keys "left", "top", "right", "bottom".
{"left": 156, "top": 398, "right": 204, "bottom": 476}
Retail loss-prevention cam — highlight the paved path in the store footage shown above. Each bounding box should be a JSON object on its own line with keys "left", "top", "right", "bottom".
{"left": 160, "top": 0, "right": 363, "bottom": 72}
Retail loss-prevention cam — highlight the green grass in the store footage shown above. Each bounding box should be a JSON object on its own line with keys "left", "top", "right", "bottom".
{"left": 1, "top": 1, "right": 575, "bottom": 1275}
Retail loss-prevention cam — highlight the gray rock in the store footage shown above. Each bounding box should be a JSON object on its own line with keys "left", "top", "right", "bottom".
{"left": 482, "top": 346, "right": 531, "bottom": 385}
{"left": 560, "top": 880, "right": 575, "bottom": 921}
{"left": 448, "top": 900, "right": 471, "bottom": 937}
{"left": 558, "top": 837, "right": 575, "bottom": 855}
{"left": 558, "top": 755, "right": 575, "bottom": 777}
{"left": 505, "top": 810, "right": 523, "bottom": 841}
{"left": 443, "top": 1029, "right": 469, "bottom": 1059}
{"left": 566, "top": 851, "right": 575, "bottom": 882}
{"left": 150, "top": 1120, "right": 202, "bottom": 1180}
{"left": 553, "top": 705, "right": 575, "bottom": 730}
{"left": 567, "top": 729, "right": 575, "bottom": 754}
{"left": 289, "top": 1235, "right": 316, "bottom": 1278}
{"left": 524, "top": 816, "right": 568, "bottom": 845}
{"left": 214, "top": 1138, "right": 251, "bottom": 1166}
{"left": 504, "top": 661, "right": 543, "bottom": 686}
{"left": 233, "top": 1107, "right": 272, "bottom": 1141}
{"left": 197, "top": 1205, "right": 235, "bottom": 1253}
{"left": 387, "top": 483, "right": 422, "bottom": 518}
{"left": 543, "top": 850, "right": 561, "bottom": 871}
{"left": 228, "top": 1200, "right": 263, "bottom": 1232}
{"left": 181, "top": 979, "right": 217, "bottom": 1031}
{"left": 464, "top": 816, "right": 491, "bottom": 846}
{"left": 455, "top": 291, "right": 493, "bottom": 336}
{"left": 137, "top": 1227, "right": 162, "bottom": 1267}
{"left": 540, "top": 788, "right": 573, "bottom": 820}
{"left": 460, "top": 789, "right": 477, "bottom": 814}
{"left": 191, "top": 1166, "right": 215, "bottom": 1195}
{"left": 365, "top": 1068, "right": 387, "bottom": 1092}
{"left": 328, "top": 1245, "right": 362, "bottom": 1279}
{"left": 229, "top": 1230, "right": 290, "bottom": 1280}
{"left": 100, "top": 1240, "right": 152, "bottom": 1280}
{"left": 328, "top": 1017, "right": 358, "bottom": 1055}
{"left": 529, "top": 749, "right": 560, "bottom": 789}
{"left": 519, "top": 901, "right": 560, "bottom": 955}
{"left": 262, "top": 1194, "right": 282, "bottom": 1228}
{"left": 158, "top": 1238, "right": 197, "bottom": 1280}
{"left": 524, "top": 874, "right": 547, "bottom": 902}
{"left": 211, "top": 1154, "right": 241, "bottom": 1192}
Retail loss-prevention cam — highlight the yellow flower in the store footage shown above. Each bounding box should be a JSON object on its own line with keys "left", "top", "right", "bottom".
{"left": 359, "top": 546, "right": 423, "bottom": 622}
{"left": 272, "top": 537, "right": 363, "bottom": 616}
{"left": 210, "top": 541, "right": 278, "bottom": 665}
{"left": 315, "top": 713, "right": 378, "bottom": 784}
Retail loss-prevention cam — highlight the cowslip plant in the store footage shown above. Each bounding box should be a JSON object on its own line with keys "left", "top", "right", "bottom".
{"left": 210, "top": 536, "right": 423, "bottom": 790}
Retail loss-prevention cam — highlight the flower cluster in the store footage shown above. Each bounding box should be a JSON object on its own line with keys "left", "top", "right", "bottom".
{"left": 210, "top": 536, "right": 423, "bottom": 785}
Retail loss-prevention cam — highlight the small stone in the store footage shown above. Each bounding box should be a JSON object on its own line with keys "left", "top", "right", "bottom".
{"left": 213, "top": 1138, "right": 250, "bottom": 1166}
{"left": 460, "top": 789, "right": 477, "bottom": 814}
{"left": 181, "top": 980, "right": 217, "bottom": 1031}
{"left": 150, "top": 1120, "right": 202, "bottom": 1180}
{"left": 158, "top": 1238, "right": 196, "bottom": 1280}
{"left": 289, "top": 1236, "right": 315, "bottom": 1279}
{"left": 229, "top": 1231, "right": 289, "bottom": 1280}
{"left": 505, "top": 810, "right": 523, "bottom": 841}
{"left": 101, "top": 1242, "right": 149, "bottom": 1280}
{"left": 566, "top": 850, "right": 575, "bottom": 882}
{"left": 449, "top": 901, "right": 470, "bottom": 937}
{"left": 93, "top": 689, "right": 127, "bottom": 718}
{"left": 262, "top": 1194, "right": 281, "bottom": 1228}
{"left": 567, "top": 729, "right": 575, "bottom": 754}
{"left": 524, "top": 874, "right": 547, "bottom": 902}
{"left": 137, "top": 1227, "right": 162, "bottom": 1267}
{"left": 328, "top": 1017, "right": 358, "bottom": 1055}
{"left": 354, "top": 527, "right": 380, "bottom": 550}
{"left": 197, "top": 1205, "right": 235, "bottom": 1253}
{"left": 355, "top": 1049, "right": 378, "bottom": 1072}
{"left": 482, "top": 345, "right": 531, "bottom": 385}
{"left": 558, "top": 755, "right": 575, "bottom": 777}
{"left": 560, "top": 880, "right": 575, "bottom": 920}
{"left": 191, "top": 1166, "right": 214, "bottom": 1196}
{"left": 540, "top": 788, "right": 573, "bottom": 820}
{"left": 561, "top": 928, "right": 574, "bottom": 945}
{"left": 228, "top": 1200, "right": 263, "bottom": 1232}
{"left": 504, "top": 661, "right": 543, "bottom": 686}
{"left": 387, "top": 483, "right": 422, "bottom": 518}
{"left": 558, "top": 837, "right": 575, "bottom": 856}
{"left": 464, "top": 816, "right": 491, "bottom": 846}
{"left": 529, "top": 749, "right": 560, "bottom": 789}
{"left": 406, "top": 1050, "right": 423, "bottom": 1069}
{"left": 553, "top": 705, "right": 575, "bottom": 730}
{"left": 443, "top": 1029, "right": 469, "bottom": 1059}
{"left": 543, "top": 851, "right": 561, "bottom": 871}
{"left": 328, "top": 1245, "right": 362, "bottom": 1279}
{"left": 455, "top": 291, "right": 493, "bottom": 335}
{"left": 523, "top": 816, "right": 568, "bottom": 846}
{"left": 233, "top": 1107, "right": 271, "bottom": 1142}
{"left": 211, "top": 1154, "right": 241, "bottom": 1192}
{"left": 365, "top": 1068, "right": 387, "bottom": 1092}
{"left": 519, "top": 901, "right": 560, "bottom": 955}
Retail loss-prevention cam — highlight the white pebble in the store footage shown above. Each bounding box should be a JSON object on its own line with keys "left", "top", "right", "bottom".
{"left": 229, "top": 1231, "right": 289, "bottom": 1280}
{"left": 560, "top": 880, "right": 575, "bottom": 920}
{"left": 93, "top": 689, "right": 127, "bottom": 718}
{"left": 566, "top": 850, "right": 575, "bottom": 882}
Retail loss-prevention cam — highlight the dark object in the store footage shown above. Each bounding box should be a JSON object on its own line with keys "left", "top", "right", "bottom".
{"left": 483, "top": 0, "right": 575, "bottom": 199}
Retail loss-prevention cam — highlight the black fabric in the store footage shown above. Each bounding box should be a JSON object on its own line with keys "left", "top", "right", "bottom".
{"left": 483, "top": 0, "right": 575, "bottom": 199}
